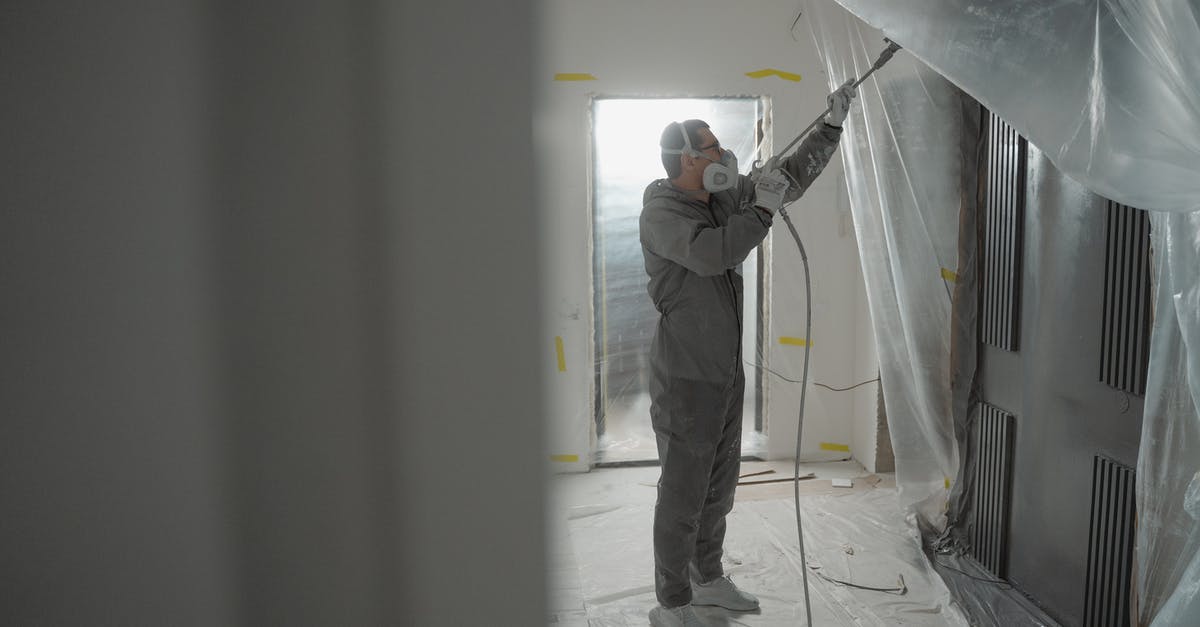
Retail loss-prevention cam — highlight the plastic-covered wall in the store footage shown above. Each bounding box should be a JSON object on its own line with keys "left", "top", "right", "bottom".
{"left": 802, "top": 3, "right": 971, "bottom": 527}
{"left": 1140, "top": 210, "right": 1200, "bottom": 624}
{"left": 805, "top": 0, "right": 1200, "bottom": 623}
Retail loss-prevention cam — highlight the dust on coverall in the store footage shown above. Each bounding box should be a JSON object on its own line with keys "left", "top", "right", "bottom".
{"left": 639, "top": 123, "right": 843, "bottom": 608}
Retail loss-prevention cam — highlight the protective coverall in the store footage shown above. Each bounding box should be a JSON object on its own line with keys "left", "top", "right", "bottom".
{"left": 639, "top": 122, "right": 843, "bottom": 608}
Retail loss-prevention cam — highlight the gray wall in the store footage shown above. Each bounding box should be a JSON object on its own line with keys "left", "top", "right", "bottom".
{"left": 1, "top": 2, "right": 544, "bottom": 625}
{"left": 978, "top": 145, "right": 1143, "bottom": 625}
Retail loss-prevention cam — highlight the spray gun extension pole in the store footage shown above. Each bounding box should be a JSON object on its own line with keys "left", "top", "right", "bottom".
{"left": 771, "top": 39, "right": 902, "bottom": 162}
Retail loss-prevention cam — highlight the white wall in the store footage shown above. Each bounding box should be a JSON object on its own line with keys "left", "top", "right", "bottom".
{"left": 537, "top": 0, "right": 878, "bottom": 469}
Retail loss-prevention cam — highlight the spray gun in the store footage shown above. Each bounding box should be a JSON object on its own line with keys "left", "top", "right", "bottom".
{"left": 751, "top": 39, "right": 903, "bottom": 183}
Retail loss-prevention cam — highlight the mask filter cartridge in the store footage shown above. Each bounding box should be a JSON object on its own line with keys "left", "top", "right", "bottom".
{"left": 701, "top": 149, "right": 738, "bottom": 193}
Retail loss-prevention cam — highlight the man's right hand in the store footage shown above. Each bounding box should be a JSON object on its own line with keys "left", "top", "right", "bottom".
{"left": 753, "top": 169, "right": 791, "bottom": 215}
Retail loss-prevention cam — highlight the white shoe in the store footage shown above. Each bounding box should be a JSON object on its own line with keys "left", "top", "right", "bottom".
{"left": 691, "top": 575, "right": 759, "bottom": 611}
{"left": 649, "top": 603, "right": 708, "bottom": 627}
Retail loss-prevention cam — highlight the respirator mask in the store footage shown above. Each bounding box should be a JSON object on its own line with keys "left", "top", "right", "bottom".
{"left": 700, "top": 149, "right": 738, "bottom": 193}
{"left": 662, "top": 123, "right": 739, "bottom": 193}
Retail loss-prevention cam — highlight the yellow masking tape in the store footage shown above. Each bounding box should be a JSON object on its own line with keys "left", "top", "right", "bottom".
{"left": 551, "top": 454, "right": 579, "bottom": 463}
{"left": 820, "top": 442, "right": 850, "bottom": 453}
{"left": 745, "top": 68, "right": 803, "bottom": 82}
{"left": 778, "top": 336, "right": 811, "bottom": 347}
{"left": 555, "top": 336, "right": 566, "bottom": 372}
{"left": 941, "top": 267, "right": 959, "bottom": 282}
{"left": 554, "top": 73, "right": 597, "bottom": 81}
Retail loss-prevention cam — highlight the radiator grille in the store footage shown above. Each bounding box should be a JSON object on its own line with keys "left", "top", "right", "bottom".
{"left": 1084, "top": 456, "right": 1136, "bottom": 627}
{"left": 980, "top": 110, "right": 1026, "bottom": 351}
{"left": 970, "top": 403, "right": 1015, "bottom": 577}
{"left": 1100, "top": 201, "right": 1151, "bottom": 396}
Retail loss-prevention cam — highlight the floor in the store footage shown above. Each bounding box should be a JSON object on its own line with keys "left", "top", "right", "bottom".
{"left": 548, "top": 460, "right": 972, "bottom": 626}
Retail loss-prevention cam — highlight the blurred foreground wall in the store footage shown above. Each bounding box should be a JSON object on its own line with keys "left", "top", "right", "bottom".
{"left": 1, "top": 2, "right": 545, "bottom": 625}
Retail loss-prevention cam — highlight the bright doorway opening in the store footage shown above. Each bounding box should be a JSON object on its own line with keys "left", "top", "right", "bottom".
{"left": 590, "top": 97, "right": 769, "bottom": 465}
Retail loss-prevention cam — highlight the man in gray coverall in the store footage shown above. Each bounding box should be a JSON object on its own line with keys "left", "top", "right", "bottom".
{"left": 640, "top": 81, "right": 856, "bottom": 627}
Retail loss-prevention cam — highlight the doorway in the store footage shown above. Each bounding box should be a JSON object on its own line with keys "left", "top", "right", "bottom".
{"left": 590, "top": 97, "right": 768, "bottom": 465}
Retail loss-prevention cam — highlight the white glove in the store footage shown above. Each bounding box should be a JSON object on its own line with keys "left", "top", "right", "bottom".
{"left": 753, "top": 168, "right": 791, "bottom": 215}
{"left": 824, "top": 79, "right": 858, "bottom": 127}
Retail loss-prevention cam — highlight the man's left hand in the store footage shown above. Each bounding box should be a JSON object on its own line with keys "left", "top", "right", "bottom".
{"left": 825, "top": 79, "right": 858, "bottom": 127}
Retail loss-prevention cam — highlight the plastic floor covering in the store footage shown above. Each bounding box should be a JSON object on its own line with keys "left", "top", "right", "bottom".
{"left": 549, "top": 461, "right": 973, "bottom": 626}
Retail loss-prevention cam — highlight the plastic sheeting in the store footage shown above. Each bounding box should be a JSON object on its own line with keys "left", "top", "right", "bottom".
{"left": 1139, "top": 210, "right": 1200, "bottom": 625}
{"left": 802, "top": 3, "right": 970, "bottom": 528}
{"left": 553, "top": 462, "right": 969, "bottom": 625}
{"left": 804, "top": 0, "right": 1200, "bottom": 624}
{"left": 826, "top": 0, "right": 1200, "bottom": 215}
